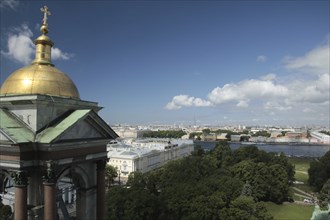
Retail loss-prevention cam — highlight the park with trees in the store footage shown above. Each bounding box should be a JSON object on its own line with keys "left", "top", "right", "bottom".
{"left": 106, "top": 141, "right": 300, "bottom": 219}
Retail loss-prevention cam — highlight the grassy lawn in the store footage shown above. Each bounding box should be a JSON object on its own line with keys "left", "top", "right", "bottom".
{"left": 288, "top": 157, "right": 316, "bottom": 199}
{"left": 264, "top": 158, "right": 317, "bottom": 219}
{"left": 288, "top": 157, "right": 313, "bottom": 176}
{"left": 293, "top": 183, "right": 315, "bottom": 195}
{"left": 295, "top": 171, "right": 309, "bottom": 183}
{"left": 289, "top": 157, "right": 311, "bottom": 185}
{"left": 265, "top": 202, "right": 314, "bottom": 220}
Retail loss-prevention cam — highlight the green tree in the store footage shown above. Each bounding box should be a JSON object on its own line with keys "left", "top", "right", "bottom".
{"left": 264, "top": 164, "right": 289, "bottom": 203}
{"left": 270, "top": 152, "right": 295, "bottom": 183}
{"left": 127, "top": 171, "right": 146, "bottom": 188}
{"left": 223, "top": 196, "right": 273, "bottom": 220}
{"left": 106, "top": 138, "right": 293, "bottom": 219}
{"left": 192, "top": 145, "right": 205, "bottom": 157}
{"left": 210, "top": 141, "right": 232, "bottom": 166}
{"left": 320, "top": 130, "right": 330, "bottom": 136}
{"left": 187, "top": 192, "right": 227, "bottom": 219}
{"left": 145, "top": 171, "right": 161, "bottom": 195}
{"left": 252, "top": 131, "right": 271, "bottom": 137}
{"left": 105, "top": 164, "right": 118, "bottom": 188}
{"left": 122, "top": 189, "right": 162, "bottom": 220}
{"left": 189, "top": 132, "right": 202, "bottom": 139}
{"left": 143, "top": 130, "right": 187, "bottom": 139}
{"left": 241, "top": 181, "right": 253, "bottom": 197}
{"left": 202, "top": 128, "right": 211, "bottom": 134}
{"left": 107, "top": 186, "right": 162, "bottom": 220}
{"left": 319, "top": 179, "right": 330, "bottom": 209}
{"left": 231, "top": 161, "right": 289, "bottom": 203}
{"left": 308, "top": 151, "right": 330, "bottom": 191}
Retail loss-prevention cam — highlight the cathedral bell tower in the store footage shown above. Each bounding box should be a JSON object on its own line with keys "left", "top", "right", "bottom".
{"left": 0, "top": 6, "right": 118, "bottom": 220}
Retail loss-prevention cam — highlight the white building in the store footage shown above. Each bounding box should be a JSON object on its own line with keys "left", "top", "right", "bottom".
{"left": 112, "top": 126, "right": 150, "bottom": 139}
{"left": 310, "top": 131, "right": 330, "bottom": 144}
{"left": 107, "top": 139, "right": 194, "bottom": 181}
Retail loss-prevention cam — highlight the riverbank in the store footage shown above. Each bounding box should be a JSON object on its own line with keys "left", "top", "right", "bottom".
{"left": 230, "top": 141, "right": 329, "bottom": 146}
{"left": 194, "top": 140, "right": 330, "bottom": 157}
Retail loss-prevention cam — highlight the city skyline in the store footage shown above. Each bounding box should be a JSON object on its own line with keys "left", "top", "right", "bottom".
{"left": 1, "top": 0, "right": 329, "bottom": 126}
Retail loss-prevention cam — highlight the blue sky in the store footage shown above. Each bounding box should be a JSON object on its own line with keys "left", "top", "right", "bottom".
{"left": 1, "top": 0, "right": 329, "bottom": 126}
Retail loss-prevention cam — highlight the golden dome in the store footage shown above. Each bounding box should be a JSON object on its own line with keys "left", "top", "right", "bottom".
{"left": 0, "top": 6, "right": 80, "bottom": 99}
{"left": 0, "top": 64, "right": 80, "bottom": 99}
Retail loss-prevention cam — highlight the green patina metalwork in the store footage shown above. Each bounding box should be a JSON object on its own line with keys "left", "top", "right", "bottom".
{"left": 0, "top": 108, "right": 34, "bottom": 143}
{"left": 36, "top": 109, "right": 91, "bottom": 143}
{"left": 311, "top": 204, "right": 330, "bottom": 220}
{"left": 1, "top": 108, "right": 117, "bottom": 145}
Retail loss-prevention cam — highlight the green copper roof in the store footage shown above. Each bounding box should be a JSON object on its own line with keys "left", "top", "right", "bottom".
{"left": 1, "top": 108, "right": 118, "bottom": 145}
{"left": 36, "top": 109, "right": 91, "bottom": 143}
{"left": 0, "top": 108, "right": 34, "bottom": 143}
{"left": 311, "top": 205, "right": 330, "bottom": 220}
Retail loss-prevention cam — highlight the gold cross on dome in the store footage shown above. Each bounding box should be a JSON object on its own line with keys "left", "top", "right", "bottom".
{"left": 41, "top": 6, "right": 51, "bottom": 25}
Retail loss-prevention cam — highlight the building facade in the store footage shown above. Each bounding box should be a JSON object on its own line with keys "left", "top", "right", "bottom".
{"left": 107, "top": 139, "right": 194, "bottom": 181}
{"left": 310, "top": 131, "right": 330, "bottom": 144}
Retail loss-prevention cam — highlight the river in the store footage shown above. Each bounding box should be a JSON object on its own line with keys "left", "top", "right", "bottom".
{"left": 194, "top": 141, "right": 330, "bottom": 158}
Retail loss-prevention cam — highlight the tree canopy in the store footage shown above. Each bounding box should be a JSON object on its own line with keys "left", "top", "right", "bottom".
{"left": 142, "top": 130, "right": 186, "bottom": 139}
{"left": 105, "top": 165, "right": 118, "bottom": 188}
{"left": 319, "top": 179, "right": 330, "bottom": 209}
{"left": 320, "top": 130, "right": 330, "bottom": 136}
{"left": 308, "top": 150, "right": 330, "bottom": 191}
{"left": 251, "top": 131, "right": 271, "bottom": 137}
{"left": 107, "top": 142, "right": 294, "bottom": 219}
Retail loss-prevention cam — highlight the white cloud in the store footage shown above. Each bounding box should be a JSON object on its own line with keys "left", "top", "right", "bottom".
{"left": 0, "top": 0, "right": 19, "bottom": 9}
{"left": 303, "top": 108, "right": 314, "bottom": 113}
{"left": 256, "top": 55, "right": 267, "bottom": 62}
{"left": 166, "top": 79, "right": 289, "bottom": 110}
{"left": 285, "top": 73, "right": 330, "bottom": 104}
{"left": 166, "top": 73, "right": 329, "bottom": 112}
{"left": 1, "top": 24, "right": 74, "bottom": 65}
{"left": 264, "top": 101, "right": 292, "bottom": 111}
{"left": 237, "top": 100, "right": 249, "bottom": 108}
{"left": 207, "top": 79, "right": 288, "bottom": 105}
{"left": 51, "top": 48, "right": 73, "bottom": 60}
{"left": 1, "top": 24, "right": 34, "bottom": 65}
{"left": 285, "top": 43, "right": 329, "bottom": 74}
{"left": 260, "top": 73, "right": 276, "bottom": 81}
{"left": 165, "top": 95, "right": 213, "bottom": 110}
{"left": 165, "top": 41, "right": 330, "bottom": 125}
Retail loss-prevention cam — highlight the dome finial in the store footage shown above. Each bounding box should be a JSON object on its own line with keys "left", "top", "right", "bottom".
{"left": 40, "top": 6, "right": 51, "bottom": 34}
{"left": 32, "top": 5, "right": 54, "bottom": 65}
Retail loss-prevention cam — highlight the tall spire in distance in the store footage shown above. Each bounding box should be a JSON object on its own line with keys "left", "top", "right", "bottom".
{"left": 32, "top": 6, "right": 54, "bottom": 66}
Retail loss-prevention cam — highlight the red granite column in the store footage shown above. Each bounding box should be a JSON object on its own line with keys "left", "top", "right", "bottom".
{"left": 12, "top": 171, "right": 28, "bottom": 220}
{"left": 43, "top": 182, "right": 56, "bottom": 220}
{"left": 97, "top": 160, "right": 106, "bottom": 220}
{"left": 43, "top": 161, "right": 57, "bottom": 220}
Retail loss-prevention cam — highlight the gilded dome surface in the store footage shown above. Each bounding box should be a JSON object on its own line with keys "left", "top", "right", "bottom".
{"left": 0, "top": 6, "right": 80, "bottom": 99}
{"left": 0, "top": 63, "right": 80, "bottom": 99}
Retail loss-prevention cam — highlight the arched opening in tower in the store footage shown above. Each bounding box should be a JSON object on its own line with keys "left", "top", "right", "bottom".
{"left": 57, "top": 174, "right": 76, "bottom": 219}
{"left": 0, "top": 172, "right": 14, "bottom": 210}
{"left": 56, "top": 166, "right": 91, "bottom": 220}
